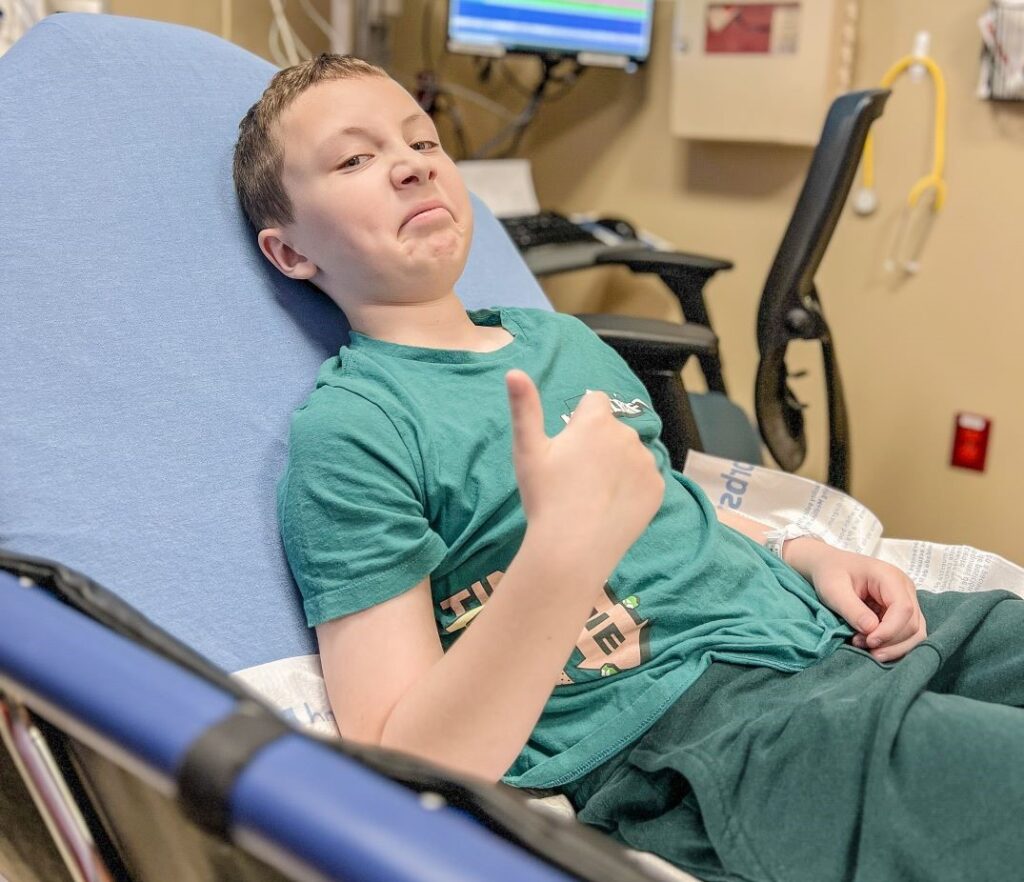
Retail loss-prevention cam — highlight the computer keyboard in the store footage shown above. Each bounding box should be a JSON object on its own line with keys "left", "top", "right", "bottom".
{"left": 500, "top": 211, "right": 600, "bottom": 250}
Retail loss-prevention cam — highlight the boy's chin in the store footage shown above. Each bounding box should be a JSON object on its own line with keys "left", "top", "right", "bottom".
{"left": 412, "top": 229, "right": 467, "bottom": 262}
{"left": 403, "top": 252, "right": 469, "bottom": 289}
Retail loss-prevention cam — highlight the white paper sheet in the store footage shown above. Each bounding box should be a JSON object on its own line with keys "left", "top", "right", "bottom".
{"left": 455, "top": 159, "right": 540, "bottom": 218}
{"left": 682, "top": 451, "right": 883, "bottom": 554}
{"left": 683, "top": 451, "right": 1024, "bottom": 596}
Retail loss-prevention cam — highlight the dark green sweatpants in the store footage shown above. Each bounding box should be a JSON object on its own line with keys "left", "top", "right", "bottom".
{"left": 561, "top": 589, "right": 1024, "bottom": 882}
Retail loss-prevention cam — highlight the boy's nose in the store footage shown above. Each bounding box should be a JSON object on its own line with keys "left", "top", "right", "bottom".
{"left": 392, "top": 154, "right": 436, "bottom": 188}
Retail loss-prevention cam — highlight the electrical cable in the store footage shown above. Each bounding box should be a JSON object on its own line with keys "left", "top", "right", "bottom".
{"left": 414, "top": 0, "right": 586, "bottom": 159}
{"left": 268, "top": 0, "right": 301, "bottom": 66}
{"left": 292, "top": 27, "right": 313, "bottom": 60}
{"left": 288, "top": 5, "right": 314, "bottom": 61}
{"left": 499, "top": 61, "right": 535, "bottom": 98}
{"left": 268, "top": 14, "right": 293, "bottom": 65}
{"left": 297, "top": 0, "right": 342, "bottom": 50}
{"left": 536, "top": 60, "right": 585, "bottom": 102}
{"left": 469, "top": 75, "right": 545, "bottom": 159}
{"left": 437, "top": 93, "right": 470, "bottom": 159}
{"left": 268, "top": 16, "right": 286, "bottom": 66}
{"left": 468, "top": 56, "right": 585, "bottom": 158}
{"left": 271, "top": 0, "right": 320, "bottom": 66}
{"left": 14, "top": 0, "right": 35, "bottom": 36}
{"left": 500, "top": 55, "right": 582, "bottom": 100}
{"left": 440, "top": 81, "right": 518, "bottom": 121}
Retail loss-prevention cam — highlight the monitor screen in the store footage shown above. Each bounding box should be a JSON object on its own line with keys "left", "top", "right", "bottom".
{"left": 447, "top": 0, "right": 655, "bottom": 66}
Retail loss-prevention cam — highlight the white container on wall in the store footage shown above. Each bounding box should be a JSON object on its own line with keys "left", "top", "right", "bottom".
{"left": 671, "top": 0, "right": 859, "bottom": 145}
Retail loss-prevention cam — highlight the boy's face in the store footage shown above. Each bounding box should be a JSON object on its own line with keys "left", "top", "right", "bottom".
{"left": 259, "top": 75, "right": 472, "bottom": 307}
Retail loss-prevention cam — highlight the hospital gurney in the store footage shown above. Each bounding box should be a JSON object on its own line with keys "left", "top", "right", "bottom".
{"left": 0, "top": 12, "right": 889, "bottom": 882}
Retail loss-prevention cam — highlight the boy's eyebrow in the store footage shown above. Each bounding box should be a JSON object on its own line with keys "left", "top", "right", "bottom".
{"left": 315, "top": 112, "right": 432, "bottom": 158}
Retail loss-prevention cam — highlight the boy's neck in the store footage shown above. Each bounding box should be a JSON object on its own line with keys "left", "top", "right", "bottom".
{"left": 346, "top": 293, "right": 512, "bottom": 353}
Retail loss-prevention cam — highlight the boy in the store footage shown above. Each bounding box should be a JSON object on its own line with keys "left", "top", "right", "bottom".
{"left": 233, "top": 55, "right": 1024, "bottom": 882}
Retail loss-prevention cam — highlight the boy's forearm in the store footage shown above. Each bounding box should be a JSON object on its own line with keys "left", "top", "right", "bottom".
{"left": 379, "top": 520, "right": 612, "bottom": 783}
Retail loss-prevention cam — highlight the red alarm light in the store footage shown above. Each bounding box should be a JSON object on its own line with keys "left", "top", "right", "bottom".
{"left": 951, "top": 413, "right": 991, "bottom": 472}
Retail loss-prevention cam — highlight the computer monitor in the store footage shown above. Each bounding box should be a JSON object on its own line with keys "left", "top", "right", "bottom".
{"left": 446, "top": 0, "right": 655, "bottom": 69}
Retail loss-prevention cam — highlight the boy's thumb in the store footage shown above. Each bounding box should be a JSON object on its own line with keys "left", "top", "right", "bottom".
{"left": 506, "top": 370, "right": 545, "bottom": 458}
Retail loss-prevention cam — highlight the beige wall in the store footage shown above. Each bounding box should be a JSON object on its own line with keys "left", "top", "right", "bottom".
{"left": 109, "top": 1, "right": 1024, "bottom": 561}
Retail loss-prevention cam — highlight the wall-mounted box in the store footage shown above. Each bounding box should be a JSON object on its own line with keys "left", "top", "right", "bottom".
{"left": 671, "top": 0, "right": 858, "bottom": 145}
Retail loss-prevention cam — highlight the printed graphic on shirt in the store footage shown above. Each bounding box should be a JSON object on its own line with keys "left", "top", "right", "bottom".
{"left": 436, "top": 574, "right": 650, "bottom": 686}
{"left": 560, "top": 390, "right": 653, "bottom": 425}
{"left": 439, "top": 570, "right": 502, "bottom": 634}
{"left": 566, "top": 582, "right": 650, "bottom": 683}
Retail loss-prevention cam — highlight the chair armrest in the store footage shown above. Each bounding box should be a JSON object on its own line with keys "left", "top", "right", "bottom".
{"left": 593, "top": 249, "right": 733, "bottom": 279}
{"left": 574, "top": 313, "right": 718, "bottom": 373}
{"left": 590, "top": 250, "right": 733, "bottom": 396}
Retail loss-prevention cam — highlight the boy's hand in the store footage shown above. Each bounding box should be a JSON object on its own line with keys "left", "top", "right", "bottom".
{"left": 786, "top": 539, "right": 928, "bottom": 662}
{"left": 506, "top": 369, "right": 664, "bottom": 575}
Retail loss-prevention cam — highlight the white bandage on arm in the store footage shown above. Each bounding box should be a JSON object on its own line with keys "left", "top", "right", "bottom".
{"left": 763, "top": 523, "right": 825, "bottom": 560}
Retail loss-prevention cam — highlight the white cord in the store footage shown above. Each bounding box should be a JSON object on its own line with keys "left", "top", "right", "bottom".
{"left": 270, "top": 19, "right": 314, "bottom": 66}
{"left": 268, "top": 16, "right": 286, "bottom": 66}
{"left": 12, "top": 0, "right": 28, "bottom": 31}
{"left": 292, "top": 28, "right": 313, "bottom": 60}
{"left": 15, "top": 0, "right": 38, "bottom": 32}
{"left": 437, "top": 80, "right": 518, "bottom": 121}
{"left": 298, "top": 0, "right": 343, "bottom": 50}
{"left": 268, "top": 0, "right": 300, "bottom": 66}
{"left": 276, "top": 0, "right": 299, "bottom": 65}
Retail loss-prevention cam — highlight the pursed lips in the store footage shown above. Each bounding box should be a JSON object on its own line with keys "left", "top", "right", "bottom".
{"left": 400, "top": 201, "right": 451, "bottom": 231}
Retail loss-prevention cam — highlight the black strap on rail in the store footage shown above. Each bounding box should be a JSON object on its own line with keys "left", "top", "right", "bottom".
{"left": 175, "top": 699, "right": 292, "bottom": 837}
{"left": 0, "top": 552, "right": 665, "bottom": 881}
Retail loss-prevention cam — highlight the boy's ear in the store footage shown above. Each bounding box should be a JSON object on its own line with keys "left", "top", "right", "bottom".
{"left": 257, "top": 228, "right": 318, "bottom": 281}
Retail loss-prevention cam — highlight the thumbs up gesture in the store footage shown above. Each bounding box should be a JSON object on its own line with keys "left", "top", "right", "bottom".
{"left": 505, "top": 369, "right": 664, "bottom": 574}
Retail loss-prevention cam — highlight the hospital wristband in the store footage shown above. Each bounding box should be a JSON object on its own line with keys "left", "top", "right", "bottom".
{"left": 763, "top": 524, "right": 825, "bottom": 561}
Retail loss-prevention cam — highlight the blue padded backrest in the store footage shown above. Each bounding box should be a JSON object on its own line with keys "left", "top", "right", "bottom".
{"left": 0, "top": 14, "right": 550, "bottom": 673}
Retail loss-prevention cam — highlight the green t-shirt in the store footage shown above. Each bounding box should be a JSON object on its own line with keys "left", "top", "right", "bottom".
{"left": 278, "top": 306, "right": 853, "bottom": 789}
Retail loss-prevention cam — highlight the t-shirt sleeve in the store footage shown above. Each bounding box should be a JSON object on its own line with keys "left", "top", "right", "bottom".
{"left": 277, "top": 388, "right": 447, "bottom": 627}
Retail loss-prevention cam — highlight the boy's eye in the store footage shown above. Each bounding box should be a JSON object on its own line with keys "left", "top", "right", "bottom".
{"left": 411, "top": 140, "right": 439, "bottom": 151}
{"left": 339, "top": 154, "right": 371, "bottom": 169}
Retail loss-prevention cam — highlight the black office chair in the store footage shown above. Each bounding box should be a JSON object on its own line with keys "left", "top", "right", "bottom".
{"left": 572, "top": 89, "right": 891, "bottom": 491}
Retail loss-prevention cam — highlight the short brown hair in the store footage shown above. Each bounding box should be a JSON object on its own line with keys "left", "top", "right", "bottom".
{"left": 233, "top": 53, "right": 388, "bottom": 231}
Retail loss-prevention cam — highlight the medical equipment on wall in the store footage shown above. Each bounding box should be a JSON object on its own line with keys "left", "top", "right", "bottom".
{"left": 978, "top": 0, "right": 1024, "bottom": 100}
{"left": 670, "top": 0, "right": 859, "bottom": 145}
{"left": 446, "top": 0, "right": 654, "bottom": 70}
{"left": 419, "top": 1, "right": 644, "bottom": 161}
{"left": 852, "top": 32, "right": 947, "bottom": 276}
